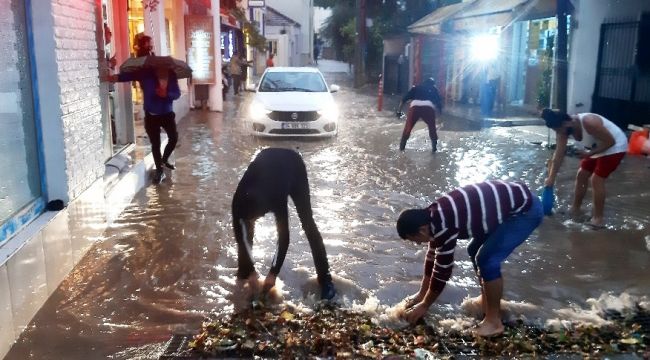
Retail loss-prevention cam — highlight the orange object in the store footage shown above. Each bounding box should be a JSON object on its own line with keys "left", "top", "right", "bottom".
{"left": 628, "top": 129, "right": 649, "bottom": 155}
{"left": 641, "top": 139, "right": 650, "bottom": 154}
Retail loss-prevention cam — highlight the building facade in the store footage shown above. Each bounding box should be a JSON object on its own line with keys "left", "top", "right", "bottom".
{"left": 265, "top": 6, "right": 301, "bottom": 67}
{"left": 568, "top": 0, "right": 650, "bottom": 127}
{"left": 265, "top": 0, "right": 314, "bottom": 66}
{"left": 0, "top": 0, "right": 222, "bottom": 357}
{"left": 406, "top": 0, "right": 650, "bottom": 126}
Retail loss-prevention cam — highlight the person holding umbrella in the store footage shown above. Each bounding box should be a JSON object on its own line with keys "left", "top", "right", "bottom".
{"left": 103, "top": 35, "right": 187, "bottom": 184}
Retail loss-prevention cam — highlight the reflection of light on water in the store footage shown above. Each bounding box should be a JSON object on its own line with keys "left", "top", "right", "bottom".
{"left": 454, "top": 151, "right": 501, "bottom": 186}
{"left": 312, "top": 148, "right": 340, "bottom": 162}
{"left": 311, "top": 148, "right": 342, "bottom": 182}
{"left": 324, "top": 238, "right": 346, "bottom": 247}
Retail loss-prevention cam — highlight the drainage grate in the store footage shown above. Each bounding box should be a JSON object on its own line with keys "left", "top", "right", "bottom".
{"left": 159, "top": 334, "right": 196, "bottom": 360}
{"left": 159, "top": 335, "right": 245, "bottom": 360}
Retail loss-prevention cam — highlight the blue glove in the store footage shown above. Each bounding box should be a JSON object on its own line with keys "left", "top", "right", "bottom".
{"left": 540, "top": 186, "right": 555, "bottom": 216}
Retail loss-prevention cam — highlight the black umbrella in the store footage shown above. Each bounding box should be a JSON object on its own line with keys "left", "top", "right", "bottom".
{"left": 119, "top": 55, "right": 193, "bottom": 79}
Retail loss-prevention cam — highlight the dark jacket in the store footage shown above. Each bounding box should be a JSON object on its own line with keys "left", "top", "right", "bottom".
{"left": 118, "top": 69, "right": 180, "bottom": 114}
{"left": 402, "top": 84, "right": 443, "bottom": 111}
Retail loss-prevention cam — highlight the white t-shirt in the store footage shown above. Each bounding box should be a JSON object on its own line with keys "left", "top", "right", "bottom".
{"left": 577, "top": 113, "right": 628, "bottom": 158}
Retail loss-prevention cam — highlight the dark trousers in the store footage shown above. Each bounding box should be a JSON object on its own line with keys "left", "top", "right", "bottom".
{"left": 144, "top": 112, "right": 178, "bottom": 170}
{"left": 400, "top": 105, "right": 438, "bottom": 150}
{"left": 232, "top": 74, "right": 241, "bottom": 94}
{"left": 233, "top": 150, "right": 332, "bottom": 284}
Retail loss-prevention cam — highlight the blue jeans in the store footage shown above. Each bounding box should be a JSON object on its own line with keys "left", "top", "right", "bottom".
{"left": 467, "top": 196, "right": 543, "bottom": 281}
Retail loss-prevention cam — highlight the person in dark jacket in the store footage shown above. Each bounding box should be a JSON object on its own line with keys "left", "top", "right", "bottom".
{"left": 232, "top": 148, "right": 336, "bottom": 301}
{"left": 396, "top": 77, "right": 444, "bottom": 153}
{"left": 104, "top": 35, "right": 180, "bottom": 184}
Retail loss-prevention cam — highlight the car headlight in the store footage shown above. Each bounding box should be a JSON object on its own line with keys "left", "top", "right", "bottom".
{"left": 318, "top": 106, "right": 339, "bottom": 121}
{"left": 250, "top": 101, "right": 271, "bottom": 120}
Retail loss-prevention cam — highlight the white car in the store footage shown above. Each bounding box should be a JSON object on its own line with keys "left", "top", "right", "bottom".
{"left": 248, "top": 67, "right": 340, "bottom": 137}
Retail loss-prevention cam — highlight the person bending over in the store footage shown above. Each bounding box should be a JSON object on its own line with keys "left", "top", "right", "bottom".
{"left": 396, "top": 180, "right": 542, "bottom": 336}
{"left": 541, "top": 109, "right": 627, "bottom": 227}
{"left": 232, "top": 148, "right": 336, "bottom": 300}
{"left": 396, "top": 77, "right": 444, "bottom": 153}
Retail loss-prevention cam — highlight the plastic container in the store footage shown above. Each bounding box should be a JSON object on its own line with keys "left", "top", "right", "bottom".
{"left": 642, "top": 138, "right": 650, "bottom": 154}
{"left": 628, "top": 129, "right": 649, "bottom": 155}
{"left": 539, "top": 186, "right": 555, "bottom": 216}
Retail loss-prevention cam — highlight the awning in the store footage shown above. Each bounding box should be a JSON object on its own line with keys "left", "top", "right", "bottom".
{"left": 407, "top": 1, "right": 473, "bottom": 35}
{"left": 451, "top": 0, "right": 561, "bottom": 32}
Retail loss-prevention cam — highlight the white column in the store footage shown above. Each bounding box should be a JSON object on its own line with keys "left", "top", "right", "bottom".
{"left": 113, "top": 0, "right": 134, "bottom": 143}
{"left": 29, "top": 0, "right": 69, "bottom": 203}
{"left": 208, "top": 0, "right": 223, "bottom": 112}
{"left": 172, "top": 0, "right": 188, "bottom": 92}
{"left": 144, "top": 0, "right": 168, "bottom": 55}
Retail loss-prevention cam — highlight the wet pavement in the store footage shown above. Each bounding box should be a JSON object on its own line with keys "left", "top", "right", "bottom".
{"left": 5, "top": 62, "right": 650, "bottom": 359}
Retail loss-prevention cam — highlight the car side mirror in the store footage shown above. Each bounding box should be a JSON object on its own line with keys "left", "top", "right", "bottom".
{"left": 245, "top": 83, "right": 257, "bottom": 92}
{"left": 330, "top": 84, "right": 340, "bottom": 93}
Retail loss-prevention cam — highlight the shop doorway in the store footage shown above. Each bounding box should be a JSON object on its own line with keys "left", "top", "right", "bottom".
{"left": 592, "top": 19, "right": 650, "bottom": 128}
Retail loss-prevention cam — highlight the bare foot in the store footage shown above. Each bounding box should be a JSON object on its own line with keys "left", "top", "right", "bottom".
{"left": 569, "top": 207, "right": 583, "bottom": 221}
{"left": 590, "top": 217, "right": 605, "bottom": 227}
{"left": 473, "top": 319, "right": 504, "bottom": 337}
{"left": 587, "top": 218, "right": 606, "bottom": 230}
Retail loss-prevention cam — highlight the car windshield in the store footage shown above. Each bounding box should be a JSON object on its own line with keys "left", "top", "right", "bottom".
{"left": 259, "top": 72, "right": 328, "bottom": 92}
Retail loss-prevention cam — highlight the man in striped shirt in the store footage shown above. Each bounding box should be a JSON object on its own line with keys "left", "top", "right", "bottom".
{"left": 396, "top": 180, "right": 543, "bottom": 336}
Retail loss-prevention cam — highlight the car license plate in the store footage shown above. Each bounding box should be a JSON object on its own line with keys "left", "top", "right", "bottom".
{"left": 281, "top": 122, "right": 309, "bottom": 129}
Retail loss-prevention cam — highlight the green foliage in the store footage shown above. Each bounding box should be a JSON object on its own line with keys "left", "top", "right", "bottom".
{"left": 318, "top": 0, "right": 448, "bottom": 80}
{"left": 340, "top": 18, "right": 357, "bottom": 64}
{"left": 314, "top": 0, "right": 353, "bottom": 8}
{"left": 230, "top": 8, "right": 267, "bottom": 52}
{"left": 537, "top": 35, "right": 555, "bottom": 109}
{"left": 320, "top": 2, "right": 355, "bottom": 62}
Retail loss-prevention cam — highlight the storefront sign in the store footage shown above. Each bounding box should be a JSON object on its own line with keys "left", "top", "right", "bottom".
{"left": 185, "top": 15, "right": 216, "bottom": 84}
{"left": 248, "top": 0, "right": 265, "bottom": 7}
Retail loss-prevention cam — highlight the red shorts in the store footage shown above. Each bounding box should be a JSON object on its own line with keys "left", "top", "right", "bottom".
{"left": 580, "top": 152, "right": 625, "bottom": 178}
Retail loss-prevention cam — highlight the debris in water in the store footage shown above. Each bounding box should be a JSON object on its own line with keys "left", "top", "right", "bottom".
{"left": 187, "top": 302, "right": 649, "bottom": 358}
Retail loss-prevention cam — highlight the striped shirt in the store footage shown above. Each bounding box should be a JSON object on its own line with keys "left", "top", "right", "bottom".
{"left": 424, "top": 181, "right": 533, "bottom": 292}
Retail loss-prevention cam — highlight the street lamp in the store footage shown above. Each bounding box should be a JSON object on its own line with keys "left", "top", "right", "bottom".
{"left": 469, "top": 34, "right": 499, "bottom": 62}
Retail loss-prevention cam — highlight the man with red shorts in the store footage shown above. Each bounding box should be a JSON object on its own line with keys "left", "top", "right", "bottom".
{"left": 541, "top": 109, "right": 628, "bottom": 227}
{"left": 396, "top": 78, "right": 443, "bottom": 153}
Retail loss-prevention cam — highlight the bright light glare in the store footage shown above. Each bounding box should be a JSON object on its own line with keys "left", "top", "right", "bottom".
{"left": 318, "top": 106, "right": 339, "bottom": 121}
{"left": 250, "top": 102, "right": 270, "bottom": 119}
{"left": 470, "top": 34, "right": 499, "bottom": 62}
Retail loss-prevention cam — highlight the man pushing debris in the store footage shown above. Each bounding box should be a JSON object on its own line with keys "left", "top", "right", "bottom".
{"left": 232, "top": 148, "right": 336, "bottom": 301}
{"left": 396, "top": 180, "right": 543, "bottom": 336}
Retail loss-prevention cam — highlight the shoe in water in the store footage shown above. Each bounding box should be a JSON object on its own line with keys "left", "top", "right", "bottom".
{"left": 152, "top": 169, "right": 165, "bottom": 184}
{"left": 163, "top": 161, "right": 176, "bottom": 170}
{"left": 320, "top": 281, "right": 336, "bottom": 300}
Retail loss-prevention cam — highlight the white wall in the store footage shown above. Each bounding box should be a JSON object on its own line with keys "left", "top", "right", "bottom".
{"left": 265, "top": 0, "right": 313, "bottom": 65}
{"left": 32, "top": 0, "right": 105, "bottom": 202}
{"left": 568, "top": 0, "right": 650, "bottom": 114}
{"left": 313, "top": 6, "right": 330, "bottom": 33}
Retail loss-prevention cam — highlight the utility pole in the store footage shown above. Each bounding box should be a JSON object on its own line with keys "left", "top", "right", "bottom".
{"left": 556, "top": 0, "right": 568, "bottom": 112}
{"left": 354, "top": 0, "right": 366, "bottom": 88}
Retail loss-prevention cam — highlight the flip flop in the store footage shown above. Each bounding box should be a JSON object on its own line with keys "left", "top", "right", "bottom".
{"left": 585, "top": 222, "right": 607, "bottom": 230}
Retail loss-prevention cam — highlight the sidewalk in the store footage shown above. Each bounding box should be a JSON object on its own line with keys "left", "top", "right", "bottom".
{"left": 443, "top": 102, "right": 545, "bottom": 127}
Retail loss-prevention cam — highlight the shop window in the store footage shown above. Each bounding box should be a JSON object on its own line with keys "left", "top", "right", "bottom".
{"left": 0, "top": 0, "right": 43, "bottom": 242}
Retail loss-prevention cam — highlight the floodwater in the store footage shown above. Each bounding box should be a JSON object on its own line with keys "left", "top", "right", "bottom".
{"left": 6, "top": 70, "right": 650, "bottom": 359}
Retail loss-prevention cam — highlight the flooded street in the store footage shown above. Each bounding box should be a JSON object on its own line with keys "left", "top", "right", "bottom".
{"left": 6, "top": 67, "right": 650, "bottom": 359}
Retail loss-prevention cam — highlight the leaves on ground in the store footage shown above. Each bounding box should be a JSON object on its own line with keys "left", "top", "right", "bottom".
{"left": 188, "top": 302, "right": 649, "bottom": 358}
